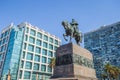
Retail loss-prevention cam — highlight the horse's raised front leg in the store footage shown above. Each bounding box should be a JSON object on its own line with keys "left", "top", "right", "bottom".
{"left": 63, "top": 34, "right": 68, "bottom": 41}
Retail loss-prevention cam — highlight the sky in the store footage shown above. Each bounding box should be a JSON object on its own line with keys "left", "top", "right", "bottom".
{"left": 0, "top": 0, "right": 120, "bottom": 45}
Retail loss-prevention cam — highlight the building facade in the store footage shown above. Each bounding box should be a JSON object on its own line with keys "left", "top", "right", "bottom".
{"left": 84, "top": 22, "right": 120, "bottom": 79}
{"left": 0, "top": 22, "right": 61, "bottom": 80}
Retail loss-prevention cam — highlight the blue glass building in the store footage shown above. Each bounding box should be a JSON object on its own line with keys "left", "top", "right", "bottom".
{"left": 0, "top": 22, "right": 61, "bottom": 80}
{"left": 84, "top": 22, "right": 120, "bottom": 79}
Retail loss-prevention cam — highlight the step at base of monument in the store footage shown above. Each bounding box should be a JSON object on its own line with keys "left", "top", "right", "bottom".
{"left": 50, "top": 77, "right": 97, "bottom": 80}
{"left": 51, "top": 75, "right": 97, "bottom": 80}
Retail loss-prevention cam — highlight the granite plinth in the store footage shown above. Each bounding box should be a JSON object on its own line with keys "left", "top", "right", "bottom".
{"left": 51, "top": 43, "right": 97, "bottom": 80}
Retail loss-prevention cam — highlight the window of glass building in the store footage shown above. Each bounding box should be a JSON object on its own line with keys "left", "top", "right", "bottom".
{"left": 4, "top": 38, "right": 7, "bottom": 43}
{"left": 36, "top": 39, "right": 41, "bottom": 46}
{"left": 3, "top": 38, "right": 6, "bottom": 44}
{"left": 35, "top": 47, "right": 41, "bottom": 54}
{"left": 42, "top": 56, "right": 47, "bottom": 63}
{"left": 29, "top": 36, "right": 35, "bottom": 44}
{"left": 32, "top": 73, "right": 42, "bottom": 80}
{"left": 44, "top": 35, "right": 48, "bottom": 41}
{"left": 41, "top": 65, "right": 46, "bottom": 72}
{"left": 0, "top": 46, "right": 2, "bottom": 52}
{"left": 22, "top": 51, "right": 25, "bottom": 59}
{"left": 6, "top": 37, "right": 8, "bottom": 42}
{"left": 43, "top": 42, "right": 47, "bottom": 48}
{"left": 24, "top": 43, "right": 27, "bottom": 49}
{"left": 0, "top": 40, "right": 1, "bottom": 45}
{"left": 34, "top": 63, "right": 39, "bottom": 70}
{"left": 54, "top": 46, "right": 57, "bottom": 51}
{"left": 49, "top": 38, "right": 53, "bottom": 43}
{"left": 1, "top": 33, "right": 4, "bottom": 38}
{"left": 49, "top": 44, "right": 53, "bottom": 50}
{"left": 21, "top": 61, "right": 24, "bottom": 68}
{"left": 5, "top": 31, "right": 8, "bottom": 36}
{"left": 54, "top": 52, "right": 56, "bottom": 57}
{"left": 4, "top": 44, "right": 6, "bottom": 51}
{"left": 25, "top": 35, "right": 28, "bottom": 41}
{"left": 48, "top": 51, "right": 53, "bottom": 57}
{"left": 55, "top": 40, "right": 58, "bottom": 45}
{"left": 25, "top": 61, "right": 32, "bottom": 69}
{"left": 27, "top": 52, "right": 33, "bottom": 60}
{"left": 1, "top": 46, "right": 4, "bottom": 52}
{"left": 2, "top": 46, "right": 5, "bottom": 52}
{"left": 37, "top": 32, "right": 42, "bottom": 38}
{"left": 26, "top": 27, "right": 29, "bottom": 33}
{"left": 24, "top": 71, "right": 31, "bottom": 79}
{"left": 32, "top": 73, "right": 36, "bottom": 80}
{"left": 0, "top": 54, "right": 2, "bottom": 60}
{"left": 48, "top": 58, "right": 51, "bottom": 64}
{"left": 2, "top": 53, "right": 4, "bottom": 59}
{"left": 42, "top": 49, "right": 47, "bottom": 55}
{"left": 34, "top": 55, "right": 40, "bottom": 62}
{"left": 48, "top": 66, "right": 52, "bottom": 72}
{"left": 19, "top": 70, "right": 22, "bottom": 79}
{"left": 28, "top": 44, "right": 34, "bottom": 52}
{"left": 0, "top": 63, "right": 1, "bottom": 69}
{"left": 30, "top": 29, "right": 36, "bottom": 36}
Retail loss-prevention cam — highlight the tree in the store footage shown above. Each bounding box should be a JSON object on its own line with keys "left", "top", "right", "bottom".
{"left": 112, "top": 66, "right": 120, "bottom": 80}
{"left": 49, "top": 58, "right": 56, "bottom": 75}
{"left": 49, "top": 58, "right": 56, "bottom": 68}
{"left": 103, "top": 63, "right": 120, "bottom": 80}
{"left": 101, "top": 73, "right": 107, "bottom": 80}
{"left": 104, "top": 63, "right": 113, "bottom": 80}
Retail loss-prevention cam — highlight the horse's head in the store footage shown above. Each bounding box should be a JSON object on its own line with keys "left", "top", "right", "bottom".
{"left": 62, "top": 21, "right": 69, "bottom": 29}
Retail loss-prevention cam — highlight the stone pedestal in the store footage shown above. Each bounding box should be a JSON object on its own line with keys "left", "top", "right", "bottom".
{"left": 51, "top": 43, "right": 97, "bottom": 80}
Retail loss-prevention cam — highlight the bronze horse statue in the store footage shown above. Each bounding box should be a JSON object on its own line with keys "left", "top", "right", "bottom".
{"left": 62, "top": 20, "right": 82, "bottom": 45}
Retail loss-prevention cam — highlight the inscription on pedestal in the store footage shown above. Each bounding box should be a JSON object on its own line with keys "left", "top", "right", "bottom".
{"left": 56, "top": 54, "right": 94, "bottom": 68}
{"left": 73, "top": 54, "right": 94, "bottom": 68}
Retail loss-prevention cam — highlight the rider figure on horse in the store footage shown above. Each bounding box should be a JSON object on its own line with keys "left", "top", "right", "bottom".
{"left": 70, "top": 19, "right": 79, "bottom": 35}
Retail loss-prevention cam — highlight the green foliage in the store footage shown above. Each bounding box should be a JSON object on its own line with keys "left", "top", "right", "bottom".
{"left": 101, "top": 63, "right": 120, "bottom": 80}
{"left": 48, "top": 58, "right": 56, "bottom": 68}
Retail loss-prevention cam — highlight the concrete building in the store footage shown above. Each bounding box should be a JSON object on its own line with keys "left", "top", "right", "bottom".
{"left": 84, "top": 22, "right": 120, "bottom": 79}
{"left": 0, "top": 22, "right": 61, "bottom": 80}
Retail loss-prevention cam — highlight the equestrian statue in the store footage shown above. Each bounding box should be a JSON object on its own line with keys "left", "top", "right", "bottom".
{"left": 62, "top": 19, "right": 82, "bottom": 45}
